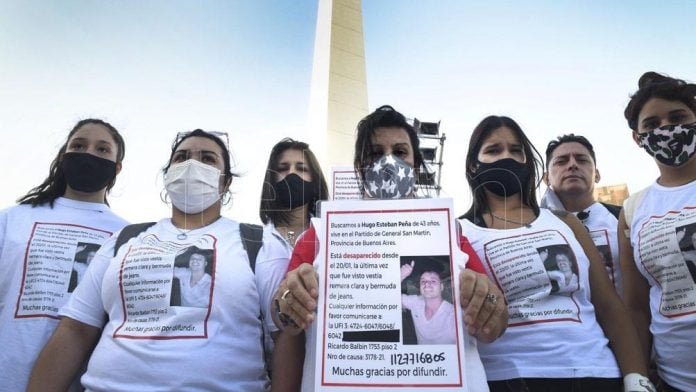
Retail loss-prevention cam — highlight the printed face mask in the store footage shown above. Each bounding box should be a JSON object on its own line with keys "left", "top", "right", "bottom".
{"left": 272, "top": 173, "right": 316, "bottom": 210}
{"left": 363, "top": 154, "right": 415, "bottom": 199}
{"left": 61, "top": 152, "right": 117, "bottom": 193}
{"left": 636, "top": 123, "right": 696, "bottom": 167}
{"left": 165, "top": 159, "right": 222, "bottom": 214}
{"left": 472, "top": 158, "right": 529, "bottom": 197}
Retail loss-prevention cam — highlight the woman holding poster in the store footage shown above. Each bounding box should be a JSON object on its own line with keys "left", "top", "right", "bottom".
{"left": 0, "top": 119, "right": 128, "bottom": 392}
{"left": 271, "top": 106, "right": 508, "bottom": 392}
{"left": 458, "top": 115, "right": 652, "bottom": 392}
{"left": 259, "top": 138, "right": 328, "bottom": 248}
{"left": 28, "top": 130, "right": 289, "bottom": 391}
{"left": 620, "top": 72, "right": 696, "bottom": 392}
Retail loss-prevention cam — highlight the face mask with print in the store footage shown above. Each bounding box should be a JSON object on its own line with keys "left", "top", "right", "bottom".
{"left": 637, "top": 123, "right": 696, "bottom": 167}
{"left": 362, "top": 154, "right": 416, "bottom": 199}
{"left": 165, "top": 159, "right": 222, "bottom": 214}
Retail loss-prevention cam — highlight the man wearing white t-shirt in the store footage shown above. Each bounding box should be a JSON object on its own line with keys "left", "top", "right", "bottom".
{"left": 541, "top": 134, "right": 624, "bottom": 295}
{"left": 400, "top": 261, "right": 456, "bottom": 345}
{"left": 172, "top": 249, "right": 212, "bottom": 308}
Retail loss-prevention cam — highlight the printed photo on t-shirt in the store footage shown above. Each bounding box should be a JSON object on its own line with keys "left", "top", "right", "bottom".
{"left": 399, "top": 255, "right": 456, "bottom": 345}
{"left": 67, "top": 242, "right": 100, "bottom": 293}
{"left": 538, "top": 245, "right": 579, "bottom": 296}
{"left": 676, "top": 222, "right": 696, "bottom": 285}
{"left": 170, "top": 246, "right": 214, "bottom": 308}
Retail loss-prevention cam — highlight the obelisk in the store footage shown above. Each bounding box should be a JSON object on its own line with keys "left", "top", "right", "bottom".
{"left": 307, "top": 0, "right": 369, "bottom": 170}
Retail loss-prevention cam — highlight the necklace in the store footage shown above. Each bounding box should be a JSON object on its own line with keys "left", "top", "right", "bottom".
{"left": 489, "top": 212, "right": 532, "bottom": 228}
{"left": 286, "top": 231, "right": 296, "bottom": 246}
{"left": 175, "top": 228, "right": 190, "bottom": 240}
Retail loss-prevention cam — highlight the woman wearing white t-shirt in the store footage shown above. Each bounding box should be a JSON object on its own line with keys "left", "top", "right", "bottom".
{"left": 0, "top": 119, "right": 128, "bottom": 392}
{"left": 458, "top": 115, "right": 652, "bottom": 392}
{"left": 28, "top": 130, "right": 289, "bottom": 392}
{"left": 271, "top": 106, "right": 509, "bottom": 392}
{"left": 620, "top": 72, "right": 696, "bottom": 392}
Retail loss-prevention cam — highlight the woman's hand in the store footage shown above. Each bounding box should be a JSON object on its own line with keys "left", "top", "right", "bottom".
{"left": 459, "top": 269, "right": 508, "bottom": 343}
{"left": 275, "top": 263, "right": 319, "bottom": 333}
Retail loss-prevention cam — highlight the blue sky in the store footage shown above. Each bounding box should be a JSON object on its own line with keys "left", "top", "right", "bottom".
{"left": 1, "top": 1, "right": 695, "bottom": 222}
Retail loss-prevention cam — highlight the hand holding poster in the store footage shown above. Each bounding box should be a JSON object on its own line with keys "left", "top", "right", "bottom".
{"left": 303, "top": 198, "right": 468, "bottom": 391}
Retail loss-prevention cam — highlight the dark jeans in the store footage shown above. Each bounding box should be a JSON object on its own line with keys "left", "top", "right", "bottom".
{"left": 488, "top": 377, "right": 622, "bottom": 392}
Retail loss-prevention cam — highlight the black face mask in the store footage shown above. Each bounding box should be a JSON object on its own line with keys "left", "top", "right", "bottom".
{"left": 272, "top": 173, "right": 316, "bottom": 210}
{"left": 61, "top": 152, "right": 117, "bottom": 193}
{"left": 472, "top": 158, "right": 529, "bottom": 197}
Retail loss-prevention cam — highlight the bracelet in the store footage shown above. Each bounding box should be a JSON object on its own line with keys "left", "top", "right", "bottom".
{"left": 623, "top": 373, "right": 655, "bottom": 392}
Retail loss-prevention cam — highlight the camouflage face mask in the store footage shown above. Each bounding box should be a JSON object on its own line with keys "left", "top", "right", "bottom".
{"left": 362, "top": 154, "right": 415, "bottom": 199}
{"left": 637, "top": 123, "right": 696, "bottom": 167}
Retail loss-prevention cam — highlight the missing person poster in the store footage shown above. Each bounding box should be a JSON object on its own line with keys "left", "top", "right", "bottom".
{"left": 482, "top": 230, "right": 581, "bottom": 326}
{"left": 304, "top": 198, "right": 467, "bottom": 391}
{"left": 331, "top": 166, "right": 362, "bottom": 200}
{"left": 114, "top": 234, "right": 216, "bottom": 339}
{"left": 15, "top": 222, "right": 113, "bottom": 319}
{"left": 637, "top": 207, "right": 696, "bottom": 318}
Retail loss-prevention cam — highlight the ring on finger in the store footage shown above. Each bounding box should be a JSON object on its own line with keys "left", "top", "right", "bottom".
{"left": 485, "top": 293, "right": 498, "bottom": 305}
{"left": 281, "top": 289, "right": 291, "bottom": 301}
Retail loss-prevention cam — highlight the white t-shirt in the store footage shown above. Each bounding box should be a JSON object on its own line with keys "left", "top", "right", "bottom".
{"left": 0, "top": 198, "right": 127, "bottom": 392}
{"left": 459, "top": 209, "right": 620, "bottom": 380}
{"left": 402, "top": 295, "right": 456, "bottom": 345}
{"left": 173, "top": 267, "right": 212, "bottom": 308}
{"left": 627, "top": 179, "right": 696, "bottom": 391}
{"left": 60, "top": 217, "right": 289, "bottom": 392}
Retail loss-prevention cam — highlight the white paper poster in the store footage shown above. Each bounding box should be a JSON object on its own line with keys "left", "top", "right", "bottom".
{"left": 331, "top": 166, "right": 362, "bottom": 200}
{"left": 15, "top": 222, "right": 113, "bottom": 319}
{"left": 637, "top": 207, "right": 696, "bottom": 318}
{"left": 306, "top": 198, "right": 467, "bottom": 391}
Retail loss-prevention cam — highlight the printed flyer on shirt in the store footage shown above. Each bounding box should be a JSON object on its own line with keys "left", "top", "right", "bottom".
{"left": 482, "top": 230, "right": 581, "bottom": 327}
{"left": 15, "top": 222, "right": 113, "bottom": 319}
{"left": 305, "top": 198, "right": 467, "bottom": 391}
{"left": 589, "top": 229, "right": 615, "bottom": 285}
{"left": 637, "top": 206, "right": 696, "bottom": 318}
{"left": 114, "top": 233, "right": 216, "bottom": 339}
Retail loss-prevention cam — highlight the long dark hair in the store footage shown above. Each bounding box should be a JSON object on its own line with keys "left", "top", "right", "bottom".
{"left": 17, "top": 118, "right": 125, "bottom": 207}
{"left": 462, "top": 115, "right": 543, "bottom": 220}
{"left": 259, "top": 138, "right": 329, "bottom": 226}
{"left": 624, "top": 71, "right": 696, "bottom": 131}
{"left": 353, "top": 105, "right": 429, "bottom": 194}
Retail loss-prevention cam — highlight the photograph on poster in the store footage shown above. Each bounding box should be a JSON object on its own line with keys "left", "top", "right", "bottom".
{"left": 170, "top": 246, "right": 214, "bottom": 308}
{"left": 67, "top": 242, "right": 100, "bottom": 293}
{"left": 399, "top": 255, "right": 456, "bottom": 345}
{"left": 538, "top": 245, "right": 579, "bottom": 296}
{"left": 676, "top": 222, "right": 696, "bottom": 284}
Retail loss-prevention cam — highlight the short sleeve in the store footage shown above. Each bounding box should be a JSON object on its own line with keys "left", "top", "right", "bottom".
{"left": 255, "top": 229, "right": 291, "bottom": 333}
{"left": 58, "top": 235, "right": 117, "bottom": 328}
{"left": 401, "top": 294, "right": 419, "bottom": 311}
{"left": 287, "top": 225, "right": 318, "bottom": 272}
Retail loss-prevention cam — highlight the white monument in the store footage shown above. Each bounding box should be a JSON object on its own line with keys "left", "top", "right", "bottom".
{"left": 307, "top": 0, "right": 369, "bottom": 172}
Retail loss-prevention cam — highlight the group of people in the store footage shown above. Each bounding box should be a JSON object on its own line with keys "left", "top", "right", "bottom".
{"left": 0, "top": 70, "right": 692, "bottom": 391}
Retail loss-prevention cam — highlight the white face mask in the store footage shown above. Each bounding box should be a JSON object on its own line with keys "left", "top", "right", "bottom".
{"left": 165, "top": 159, "right": 222, "bottom": 214}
